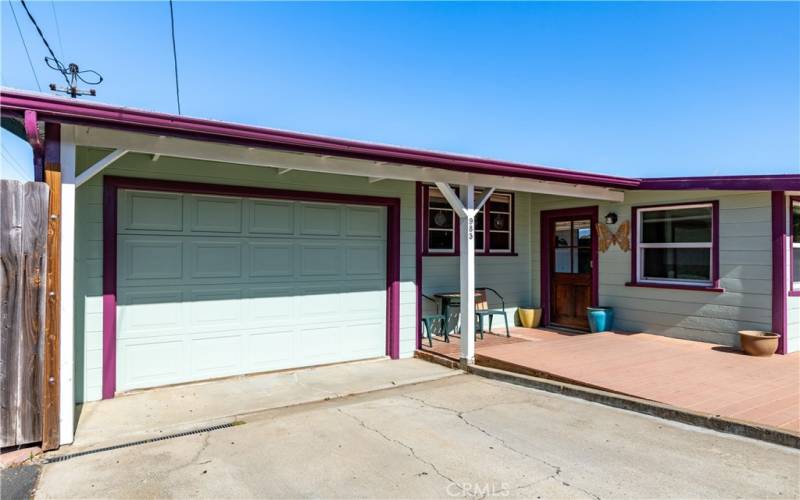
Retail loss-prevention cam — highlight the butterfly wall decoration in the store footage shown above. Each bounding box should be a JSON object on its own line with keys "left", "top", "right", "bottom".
{"left": 596, "top": 220, "right": 631, "bottom": 252}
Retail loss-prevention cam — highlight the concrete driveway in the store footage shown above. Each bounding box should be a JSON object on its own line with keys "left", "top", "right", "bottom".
{"left": 37, "top": 374, "right": 799, "bottom": 499}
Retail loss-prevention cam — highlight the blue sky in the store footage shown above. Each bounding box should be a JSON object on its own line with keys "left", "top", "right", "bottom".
{"left": 2, "top": 1, "right": 798, "bottom": 180}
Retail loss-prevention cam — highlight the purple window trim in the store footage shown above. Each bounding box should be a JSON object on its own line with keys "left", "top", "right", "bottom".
{"left": 102, "top": 175, "right": 402, "bottom": 399}
{"left": 415, "top": 182, "right": 424, "bottom": 350}
{"left": 790, "top": 196, "right": 800, "bottom": 296}
{"left": 539, "top": 206, "right": 600, "bottom": 327}
{"left": 771, "top": 192, "right": 788, "bottom": 355}
{"left": 629, "top": 200, "right": 721, "bottom": 291}
{"left": 420, "top": 184, "right": 516, "bottom": 257}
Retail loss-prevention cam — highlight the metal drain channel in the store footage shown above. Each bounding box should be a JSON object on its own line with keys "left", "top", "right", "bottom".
{"left": 41, "top": 422, "right": 238, "bottom": 464}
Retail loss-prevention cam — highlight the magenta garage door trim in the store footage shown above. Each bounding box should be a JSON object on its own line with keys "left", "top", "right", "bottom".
{"left": 102, "top": 176, "right": 402, "bottom": 399}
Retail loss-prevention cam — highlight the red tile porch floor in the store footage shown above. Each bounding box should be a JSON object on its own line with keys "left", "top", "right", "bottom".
{"left": 420, "top": 327, "right": 800, "bottom": 434}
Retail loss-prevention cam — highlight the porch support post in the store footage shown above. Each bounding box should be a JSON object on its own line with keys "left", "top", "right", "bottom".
{"left": 434, "top": 181, "right": 481, "bottom": 364}
{"left": 59, "top": 126, "right": 76, "bottom": 446}
{"left": 459, "top": 184, "right": 477, "bottom": 364}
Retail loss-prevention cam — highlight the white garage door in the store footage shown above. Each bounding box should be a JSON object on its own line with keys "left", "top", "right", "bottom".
{"left": 116, "top": 189, "right": 387, "bottom": 392}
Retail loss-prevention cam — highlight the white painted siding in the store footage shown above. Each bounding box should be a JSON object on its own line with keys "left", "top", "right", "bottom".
{"left": 531, "top": 190, "right": 775, "bottom": 347}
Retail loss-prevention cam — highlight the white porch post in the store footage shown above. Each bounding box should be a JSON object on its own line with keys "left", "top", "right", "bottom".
{"left": 459, "top": 184, "right": 476, "bottom": 364}
{"left": 60, "top": 125, "right": 76, "bottom": 445}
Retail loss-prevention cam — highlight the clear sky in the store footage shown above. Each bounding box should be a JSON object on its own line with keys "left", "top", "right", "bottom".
{"left": 2, "top": 1, "right": 798, "bottom": 180}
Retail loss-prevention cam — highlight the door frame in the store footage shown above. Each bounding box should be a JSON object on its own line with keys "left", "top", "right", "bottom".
{"left": 540, "top": 205, "right": 600, "bottom": 327}
{"left": 102, "top": 175, "right": 401, "bottom": 399}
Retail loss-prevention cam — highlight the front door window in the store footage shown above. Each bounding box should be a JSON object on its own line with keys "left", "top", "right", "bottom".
{"left": 551, "top": 218, "right": 593, "bottom": 329}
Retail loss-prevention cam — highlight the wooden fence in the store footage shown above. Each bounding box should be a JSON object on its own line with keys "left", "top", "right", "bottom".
{"left": 1, "top": 179, "right": 50, "bottom": 448}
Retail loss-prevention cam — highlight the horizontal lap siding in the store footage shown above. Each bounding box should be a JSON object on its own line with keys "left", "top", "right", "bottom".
{"left": 531, "top": 190, "right": 774, "bottom": 348}
{"left": 75, "top": 148, "right": 418, "bottom": 403}
{"left": 422, "top": 193, "right": 532, "bottom": 320}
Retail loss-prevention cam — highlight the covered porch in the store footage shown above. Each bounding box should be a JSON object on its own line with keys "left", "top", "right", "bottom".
{"left": 420, "top": 327, "right": 800, "bottom": 434}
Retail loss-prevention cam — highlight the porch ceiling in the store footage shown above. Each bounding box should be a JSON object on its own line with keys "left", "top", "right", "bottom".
{"left": 72, "top": 125, "right": 625, "bottom": 202}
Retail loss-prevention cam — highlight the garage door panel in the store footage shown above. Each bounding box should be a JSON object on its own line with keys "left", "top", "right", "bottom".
{"left": 246, "top": 330, "right": 295, "bottom": 368}
{"left": 117, "top": 289, "right": 184, "bottom": 336}
{"left": 299, "top": 204, "right": 341, "bottom": 236}
{"left": 295, "top": 286, "right": 343, "bottom": 319}
{"left": 246, "top": 287, "right": 294, "bottom": 323}
{"left": 121, "top": 337, "right": 186, "bottom": 388}
{"left": 299, "top": 244, "right": 343, "bottom": 276}
{"left": 189, "top": 241, "right": 243, "bottom": 279}
{"left": 346, "top": 244, "right": 384, "bottom": 276}
{"left": 190, "top": 334, "right": 242, "bottom": 376}
{"left": 122, "top": 190, "right": 183, "bottom": 232}
{"left": 120, "top": 238, "right": 183, "bottom": 282}
{"left": 190, "top": 195, "right": 243, "bottom": 233}
{"left": 250, "top": 243, "right": 293, "bottom": 277}
{"left": 188, "top": 288, "right": 243, "bottom": 327}
{"left": 346, "top": 206, "right": 384, "bottom": 237}
{"left": 248, "top": 199, "right": 294, "bottom": 235}
{"left": 117, "top": 190, "right": 387, "bottom": 393}
{"left": 343, "top": 287, "right": 386, "bottom": 315}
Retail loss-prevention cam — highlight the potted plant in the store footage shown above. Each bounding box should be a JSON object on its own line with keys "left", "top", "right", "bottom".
{"left": 738, "top": 330, "right": 781, "bottom": 357}
{"left": 517, "top": 306, "right": 542, "bottom": 328}
{"left": 586, "top": 307, "right": 614, "bottom": 333}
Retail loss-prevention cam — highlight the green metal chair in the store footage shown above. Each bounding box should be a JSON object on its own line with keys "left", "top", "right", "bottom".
{"left": 421, "top": 294, "right": 448, "bottom": 347}
{"left": 475, "top": 287, "right": 510, "bottom": 337}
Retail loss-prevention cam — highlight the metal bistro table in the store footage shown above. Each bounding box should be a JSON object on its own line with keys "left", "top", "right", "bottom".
{"left": 433, "top": 291, "right": 482, "bottom": 336}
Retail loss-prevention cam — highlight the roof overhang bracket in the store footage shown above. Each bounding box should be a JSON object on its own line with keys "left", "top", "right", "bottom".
{"left": 75, "top": 149, "right": 128, "bottom": 187}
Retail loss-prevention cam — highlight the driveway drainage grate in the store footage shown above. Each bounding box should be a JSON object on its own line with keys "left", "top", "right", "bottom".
{"left": 41, "top": 422, "right": 239, "bottom": 464}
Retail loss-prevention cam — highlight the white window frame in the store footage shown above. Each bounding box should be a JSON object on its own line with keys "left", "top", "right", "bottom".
{"left": 426, "top": 188, "right": 456, "bottom": 254}
{"left": 486, "top": 192, "right": 513, "bottom": 254}
{"left": 636, "top": 203, "right": 715, "bottom": 287}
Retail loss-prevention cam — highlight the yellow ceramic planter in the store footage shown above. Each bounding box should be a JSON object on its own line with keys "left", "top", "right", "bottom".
{"left": 517, "top": 308, "right": 541, "bottom": 328}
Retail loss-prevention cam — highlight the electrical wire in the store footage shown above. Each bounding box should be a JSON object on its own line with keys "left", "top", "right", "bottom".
{"left": 8, "top": 0, "right": 42, "bottom": 91}
{"left": 19, "top": 0, "right": 103, "bottom": 88}
{"left": 19, "top": 0, "right": 69, "bottom": 86}
{"left": 50, "top": 0, "right": 65, "bottom": 60}
{"left": 1, "top": 145, "right": 33, "bottom": 180}
{"left": 169, "top": 0, "right": 182, "bottom": 114}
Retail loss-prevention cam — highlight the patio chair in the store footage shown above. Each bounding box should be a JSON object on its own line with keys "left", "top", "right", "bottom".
{"left": 475, "top": 287, "right": 510, "bottom": 338}
{"left": 421, "top": 294, "right": 448, "bottom": 347}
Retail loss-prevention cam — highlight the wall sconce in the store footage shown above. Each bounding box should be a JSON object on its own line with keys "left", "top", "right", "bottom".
{"left": 604, "top": 212, "right": 618, "bottom": 225}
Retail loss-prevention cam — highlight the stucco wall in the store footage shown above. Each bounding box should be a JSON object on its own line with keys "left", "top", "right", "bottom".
{"left": 74, "top": 148, "right": 419, "bottom": 403}
{"left": 530, "top": 190, "right": 777, "bottom": 348}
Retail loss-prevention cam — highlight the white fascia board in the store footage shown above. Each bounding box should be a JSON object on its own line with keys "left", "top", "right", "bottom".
{"left": 73, "top": 127, "right": 624, "bottom": 202}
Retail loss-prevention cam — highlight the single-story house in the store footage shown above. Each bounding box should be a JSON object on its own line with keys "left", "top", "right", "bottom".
{"left": 2, "top": 88, "right": 798, "bottom": 449}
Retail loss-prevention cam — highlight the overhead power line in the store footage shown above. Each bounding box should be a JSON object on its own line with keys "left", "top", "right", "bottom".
{"left": 50, "top": 0, "right": 65, "bottom": 60}
{"left": 19, "top": 0, "right": 102, "bottom": 97}
{"left": 8, "top": 0, "right": 42, "bottom": 91}
{"left": 169, "top": 0, "right": 182, "bottom": 114}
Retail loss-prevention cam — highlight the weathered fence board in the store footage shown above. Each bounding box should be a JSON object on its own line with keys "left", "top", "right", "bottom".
{"left": 0, "top": 180, "right": 49, "bottom": 447}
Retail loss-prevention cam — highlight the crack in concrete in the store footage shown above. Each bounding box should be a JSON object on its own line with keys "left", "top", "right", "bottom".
{"left": 402, "top": 394, "right": 602, "bottom": 500}
{"left": 336, "top": 408, "right": 463, "bottom": 496}
{"left": 163, "top": 432, "right": 212, "bottom": 476}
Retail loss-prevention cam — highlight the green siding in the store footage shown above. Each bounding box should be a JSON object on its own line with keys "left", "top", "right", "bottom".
{"left": 531, "top": 190, "right": 776, "bottom": 347}
{"left": 421, "top": 193, "right": 532, "bottom": 322}
{"left": 74, "top": 149, "right": 418, "bottom": 402}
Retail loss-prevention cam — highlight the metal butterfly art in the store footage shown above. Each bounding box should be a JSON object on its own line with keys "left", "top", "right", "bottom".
{"left": 596, "top": 220, "right": 631, "bottom": 253}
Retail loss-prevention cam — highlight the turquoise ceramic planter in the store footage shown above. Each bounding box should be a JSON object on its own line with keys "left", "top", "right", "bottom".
{"left": 587, "top": 307, "right": 614, "bottom": 333}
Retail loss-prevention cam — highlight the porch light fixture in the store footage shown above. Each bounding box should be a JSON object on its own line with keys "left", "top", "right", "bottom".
{"left": 604, "top": 212, "right": 618, "bottom": 225}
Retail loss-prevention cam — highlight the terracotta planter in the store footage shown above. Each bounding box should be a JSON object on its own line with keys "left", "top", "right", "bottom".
{"left": 517, "top": 308, "right": 541, "bottom": 328}
{"left": 739, "top": 330, "right": 780, "bottom": 357}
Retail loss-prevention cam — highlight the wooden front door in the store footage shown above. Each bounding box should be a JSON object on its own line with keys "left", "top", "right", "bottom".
{"left": 550, "top": 217, "right": 594, "bottom": 329}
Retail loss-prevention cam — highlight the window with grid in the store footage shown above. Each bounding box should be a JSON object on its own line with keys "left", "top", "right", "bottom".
{"left": 423, "top": 186, "right": 514, "bottom": 255}
{"left": 636, "top": 203, "right": 714, "bottom": 286}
